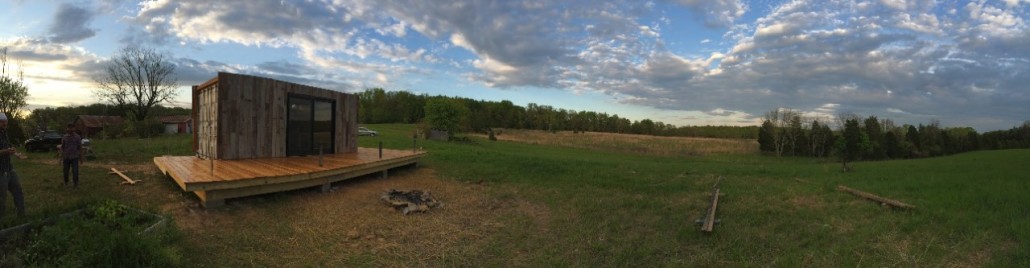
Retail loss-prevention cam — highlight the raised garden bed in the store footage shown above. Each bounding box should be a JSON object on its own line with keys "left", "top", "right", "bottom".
{"left": 0, "top": 201, "right": 167, "bottom": 241}
{"left": 0, "top": 200, "right": 177, "bottom": 267}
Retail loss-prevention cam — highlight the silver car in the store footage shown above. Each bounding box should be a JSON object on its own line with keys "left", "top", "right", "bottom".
{"left": 358, "top": 127, "right": 378, "bottom": 136}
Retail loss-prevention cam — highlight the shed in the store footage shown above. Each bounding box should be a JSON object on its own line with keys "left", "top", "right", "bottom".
{"left": 192, "top": 72, "right": 359, "bottom": 160}
{"left": 73, "top": 115, "right": 124, "bottom": 138}
{"left": 158, "top": 115, "right": 193, "bottom": 134}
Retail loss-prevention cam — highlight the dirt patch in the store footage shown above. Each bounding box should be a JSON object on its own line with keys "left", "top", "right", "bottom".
{"left": 160, "top": 167, "right": 547, "bottom": 266}
{"left": 787, "top": 195, "right": 824, "bottom": 209}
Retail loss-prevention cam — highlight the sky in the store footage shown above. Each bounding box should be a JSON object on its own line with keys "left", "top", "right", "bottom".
{"left": 0, "top": 0, "right": 1027, "bottom": 131}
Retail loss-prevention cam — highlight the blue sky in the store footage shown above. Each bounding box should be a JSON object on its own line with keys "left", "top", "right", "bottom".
{"left": 1, "top": 0, "right": 1028, "bottom": 131}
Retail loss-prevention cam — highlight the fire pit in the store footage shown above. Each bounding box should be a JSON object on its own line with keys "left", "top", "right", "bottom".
{"left": 380, "top": 189, "right": 442, "bottom": 215}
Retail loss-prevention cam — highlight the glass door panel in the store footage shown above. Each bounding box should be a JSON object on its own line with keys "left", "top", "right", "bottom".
{"left": 287, "top": 96, "right": 313, "bottom": 156}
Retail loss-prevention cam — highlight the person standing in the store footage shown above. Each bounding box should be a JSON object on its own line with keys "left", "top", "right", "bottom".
{"left": 0, "top": 112, "right": 26, "bottom": 218}
{"left": 60, "top": 123, "right": 83, "bottom": 188}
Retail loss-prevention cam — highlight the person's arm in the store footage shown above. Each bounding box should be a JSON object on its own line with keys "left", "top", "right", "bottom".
{"left": 78, "top": 138, "right": 85, "bottom": 162}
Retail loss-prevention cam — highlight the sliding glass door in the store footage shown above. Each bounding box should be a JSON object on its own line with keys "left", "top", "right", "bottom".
{"left": 287, "top": 95, "right": 335, "bottom": 156}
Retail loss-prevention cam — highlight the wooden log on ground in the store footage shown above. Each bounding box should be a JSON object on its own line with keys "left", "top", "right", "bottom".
{"left": 701, "top": 188, "right": 720, "bottom": 232}
{"left": 699, "top": 176, "right": 723, "bottom": 232}
{"left": 109, "top": 168, "right": 141, "bottom": 185}
{"left": 837, "top": 185, "right": 915, "bottom": 209}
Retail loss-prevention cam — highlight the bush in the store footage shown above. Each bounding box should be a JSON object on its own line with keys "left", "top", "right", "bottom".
{"left": 122, "top": 118, "right": 165, "bottom": 138}
{"left": 488, "top": 128, "right": 497, "bottom": 141}
{"left": 18, "top": 200, "right": 181, "bottom": 267}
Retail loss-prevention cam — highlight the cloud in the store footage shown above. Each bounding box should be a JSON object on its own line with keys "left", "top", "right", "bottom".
{"left": 607, "top": 0, "right": 1029, "bottom": 130}
{"left": 114, "top": 0, "right": 1030, "bottom": 130}
{"left": 47, "top": 4, "right": 97, "bottom": 43}
{"left": 673, "top": 0, "right": 748, "bottom": 28}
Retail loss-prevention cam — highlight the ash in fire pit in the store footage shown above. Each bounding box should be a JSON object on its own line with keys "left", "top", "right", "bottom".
{"left": 380, "top": 189, "right": 442, "bottom": 215}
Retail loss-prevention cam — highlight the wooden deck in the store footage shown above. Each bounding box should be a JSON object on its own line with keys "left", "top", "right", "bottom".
{"left": 154, "top": 148, "right": 425, "bottom": 207}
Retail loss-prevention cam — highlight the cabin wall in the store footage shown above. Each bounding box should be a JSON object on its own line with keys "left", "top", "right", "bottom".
{"left": 214, "top": 72, "right": 358, "bottom": 160}
{"left": 195, "top": 84, "right": 220, "bottom": 159}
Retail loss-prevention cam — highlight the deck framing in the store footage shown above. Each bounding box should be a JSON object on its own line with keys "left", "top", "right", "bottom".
{"left": 155, "top": 148, "right": 424, "bottom": 207}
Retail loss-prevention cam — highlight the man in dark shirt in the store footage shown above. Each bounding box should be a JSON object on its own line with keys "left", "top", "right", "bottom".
{"left": 60, "top": 123, "right": 83, "bottom": 187}
{"left": 0, "top": 112, "right": 26, "bottom": 218}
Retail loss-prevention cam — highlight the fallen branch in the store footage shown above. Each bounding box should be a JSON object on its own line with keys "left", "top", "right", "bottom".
{"left": 837, "top": 185, "right": 914, "bottom": 209}
{"left": 109, "top": 168, "right": 142, "bottom": 185}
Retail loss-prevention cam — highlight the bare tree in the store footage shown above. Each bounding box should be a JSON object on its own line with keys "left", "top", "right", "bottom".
{"left": 93, "top": 46, "right": 178, "bottom": 123}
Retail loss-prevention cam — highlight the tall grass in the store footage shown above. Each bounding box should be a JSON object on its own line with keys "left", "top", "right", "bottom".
{"left": 474, "top": 128, "right": 758, "bottom": 156}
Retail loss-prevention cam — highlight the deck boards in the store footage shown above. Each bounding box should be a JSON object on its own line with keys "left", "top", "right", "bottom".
{"left": 154, "top": 148, "right": 424, "bottom": 203}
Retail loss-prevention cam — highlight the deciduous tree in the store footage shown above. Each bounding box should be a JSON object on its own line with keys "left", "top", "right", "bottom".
{"left": 0, "top": 47, "right": 29, "bottom": 143}
{"left": 93, "top": 46, "right": 178, "bottom": 137}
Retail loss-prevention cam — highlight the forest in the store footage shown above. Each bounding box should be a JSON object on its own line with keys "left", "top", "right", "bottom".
{"left": 357, "top": 88, "right": 758, "bottom": 139}
{"left": 357, "top": 88, "right": 1030, "bottom": 161}
{"left": 757, "top": 109, "right": 1030, "bottom": 161}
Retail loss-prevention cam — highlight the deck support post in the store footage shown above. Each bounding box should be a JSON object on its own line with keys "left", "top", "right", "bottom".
{"left": 320, "top": 183, "right": 331, "bottom": 193}
{"left": 203, "top": 198, "right": 225, "bottom": 208}
{"left": 380, "top": 169, "right": 388, "bottom": 179}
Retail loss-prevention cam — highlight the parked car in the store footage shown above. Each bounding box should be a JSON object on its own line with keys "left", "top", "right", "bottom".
{"left": 358, "top": 127, "right": 378, "bottom": 136}
{"left": 23, "top": 130, "right": 62, "bottom": 152}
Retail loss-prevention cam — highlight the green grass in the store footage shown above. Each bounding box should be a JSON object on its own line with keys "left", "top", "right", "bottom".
{"left": 2, "top": 126, "right": 1026, "bottom": 266}
{"left": 360, "top": 124, "right": 1029, "bottom": 266}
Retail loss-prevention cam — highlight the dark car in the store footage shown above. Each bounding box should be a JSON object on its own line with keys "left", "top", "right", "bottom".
{"left": 24, "top": 130, "right": 62, "bottom": 152}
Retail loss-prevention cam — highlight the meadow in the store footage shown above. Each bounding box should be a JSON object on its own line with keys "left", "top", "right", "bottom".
{"left": 471, "top": 128, "right": 758, "bottom": 156}
{"left": 0, "top": 124, "right": 1026, "bottom": 266}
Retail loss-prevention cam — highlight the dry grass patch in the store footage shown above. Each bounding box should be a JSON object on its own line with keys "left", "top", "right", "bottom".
{"left": 161, "top": 167, "right": 546, "bottom": 267}
{"left": 474, "top": 128, "right": 757, "bottom": 156}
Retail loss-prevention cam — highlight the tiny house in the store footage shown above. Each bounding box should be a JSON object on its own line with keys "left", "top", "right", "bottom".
{"left": 192, "top": 72, "right": 359, "bottom": 160}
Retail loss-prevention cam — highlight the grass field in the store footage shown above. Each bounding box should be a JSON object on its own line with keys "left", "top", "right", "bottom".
{"left": 472, "top": 128, "right": 758, "bottom": 156}
{"left": 1, "top": 124, "right": 1027, "bottom": 266}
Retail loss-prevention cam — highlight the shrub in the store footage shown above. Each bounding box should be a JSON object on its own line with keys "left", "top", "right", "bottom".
{"left": 488, "top": 128, "right": 497, "bottom": 141}
{"left": 18, "top": 200, "right": 181, "bottom": 267}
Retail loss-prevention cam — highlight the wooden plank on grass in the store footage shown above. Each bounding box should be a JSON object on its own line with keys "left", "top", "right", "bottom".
{"left": 109, "top": 168, "right": 141, "bottom": 185}
{"left": 701, "top": 187, "right": 720, "bottom": 232}
{"left": 699, "top": 176, "right": 723, "bottom": 232}
{"left": 837, "top": 185, "right": 915, "bottom": 209}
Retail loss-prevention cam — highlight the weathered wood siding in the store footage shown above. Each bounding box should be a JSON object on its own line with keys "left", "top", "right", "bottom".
{"left": 194, "top": 83, "right": 219, "bottom": 159}
{"left": 206, "top": 72, "right": 358, "bottom": 160}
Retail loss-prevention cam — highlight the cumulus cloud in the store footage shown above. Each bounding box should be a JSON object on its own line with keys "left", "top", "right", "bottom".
{"left": 47, "top": 4, "right": 97, "bottom": 43}
{"left": 615, "top": 0, "right": 1029, "bottom": 130}
{"left": 673, "top": 0, "right": 748, "bottom": 28}
{"left": 115, "top": 0, "right": 1029, "bottom": 129}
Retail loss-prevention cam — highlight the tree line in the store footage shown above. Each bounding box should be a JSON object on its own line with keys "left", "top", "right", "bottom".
{"left": 757, "top": 109, "right": 1030, "bottom": 168}
{"left": 358, "top": 88, "right": 758, "bottom": 139}
{"left": 17, "top": 103, "right": 191, "bottom": 141}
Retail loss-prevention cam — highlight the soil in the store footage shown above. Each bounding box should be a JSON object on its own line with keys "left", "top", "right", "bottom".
{"left": 154, "top": 167, "right": 547, "bottom": 266}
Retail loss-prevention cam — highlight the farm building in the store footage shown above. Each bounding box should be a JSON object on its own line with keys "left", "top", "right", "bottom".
{"left": 158, "top": 115, "right": 192, "bottom": 134}
{"left": 156, "top": 72, "right": 424, "bottom": 207}
{"left": 73, "top": 115, "right": 124, "bottom": 138}
{"left": 191, "top": 72, "right": 359, "bottom": 160}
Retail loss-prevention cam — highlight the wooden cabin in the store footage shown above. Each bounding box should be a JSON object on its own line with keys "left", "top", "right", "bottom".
{"left": 192, "top": 72, "right": 359, "bottom": 160}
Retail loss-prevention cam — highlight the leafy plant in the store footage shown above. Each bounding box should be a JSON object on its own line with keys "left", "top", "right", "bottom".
{"left": 18, "top": 200, "right": 180, "bottom": 267}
